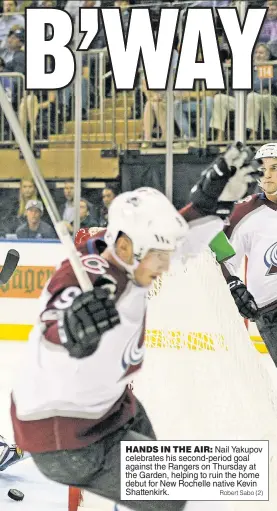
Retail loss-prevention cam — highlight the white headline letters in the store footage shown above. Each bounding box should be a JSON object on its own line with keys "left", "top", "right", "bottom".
{"left": 25, "top": 7, "right": 267, "bottom": 91}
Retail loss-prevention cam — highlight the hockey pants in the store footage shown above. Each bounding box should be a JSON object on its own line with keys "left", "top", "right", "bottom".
{"left": 256, "top": 304, "right": 277, "bottom": 368}
{"left": 31, "top": 398, "right": 187, "bottom": 511}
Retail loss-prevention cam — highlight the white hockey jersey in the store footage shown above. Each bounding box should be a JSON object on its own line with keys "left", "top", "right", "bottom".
{"left": 224, "top": 193, "right": 277, "bottom": 309}
{"left": 11, "top": 213, "right": 223, "bottom": 453}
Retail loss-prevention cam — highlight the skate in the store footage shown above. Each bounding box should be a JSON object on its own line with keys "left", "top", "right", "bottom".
{"left": 0, "top": 435, "right": 24, "bottom": 472}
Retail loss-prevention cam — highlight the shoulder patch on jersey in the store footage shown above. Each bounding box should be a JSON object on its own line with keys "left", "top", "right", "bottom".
{"left": 75, "top": 228, "right": 90, "bottom": 246}
{"left": 80, "top": 254, "right": 109, "bottom": 275}
{"left": 264, "top": 242, "right": 277, "bottom": 276}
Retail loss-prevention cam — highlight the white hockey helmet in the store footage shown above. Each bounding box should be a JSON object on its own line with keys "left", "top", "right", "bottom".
{"left": 255, "top": 143, "right": 277, "bottom": 160}
{"left": 104, "top": 187, "right": 188, "bottom": 273}
{"left": 255, "top": 143, "right": 277, "bottom": 195}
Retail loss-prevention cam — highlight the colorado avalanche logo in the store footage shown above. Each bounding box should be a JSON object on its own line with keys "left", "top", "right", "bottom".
{"left": 81, "top": 254, "right": 109, "bottom": 275}
{"left": 264, "top": 242, "right": 277, "bottom": 276}
{"left": 121, "top": 333, "right": 145, "bottom": 378}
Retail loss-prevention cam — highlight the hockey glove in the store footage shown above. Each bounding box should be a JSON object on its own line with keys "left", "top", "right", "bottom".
{"left": 227, "top": 276, "right": 259, "bottom": 321}
{"left": 190, "top": 143, "right": 262, "bottom": 219}
{"left": 62, "top": 276, "right": 120, "bottom": 359}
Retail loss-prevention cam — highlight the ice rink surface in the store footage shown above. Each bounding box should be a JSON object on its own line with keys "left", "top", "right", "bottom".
{"left": 0, "top": 341, "right": 277, "bottom": 511}
{"left": 0, "top": 342, "right": 68, "bottom": 510}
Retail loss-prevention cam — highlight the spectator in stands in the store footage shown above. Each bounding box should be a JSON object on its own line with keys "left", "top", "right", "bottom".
{"left": 247, "top": 42, "right": 277, "bottom": 139}
{"left": 17, "top": 178, "right": 38, "bottom": 221}
{"left": 209, "top": 55, "right": 234, "bottom": 143}
{"left": 141, "top": 79, "right": 167, "bottom": 149}
{"left": 193, "top": 0, "right": 231, "bottom": 5}
{"left": 18, "top": 46, "right": 58, "bottom": 140}
{"left": 16, "top": 0, "right": 36, "bottom": 10}
{"left": 80, "top": 198, "right": 98, "bottom": 228}
{"left": 174, "top": 45, "right": 215, "bottom": 148}
{"left": 60, "top": 179, "right": 75, "bottom": 225}
{"left": 71, "top": 198, "right": 98, "bottom": 230}
{"left": 4, "top": 25, "right": 24, "bottom": 72}
{"left": 59, "top": 180, "right": 97, "bottom": 231}
{"left": 259, "top": 0, "right": 277, "bottom": 44}
{"left": 0, "top": 57, "right": 12, "bottom": 102}
{"left": 16, "top": 200, "right": 56, "bottom": 239}
{"left": 37, "top": 0, "right": 55, "bottom": 40}
{"left": 0, "top": 1, "right": 24, "bottom": 46}
{"left": 0, "top": 177, "right": 36, "bottom": 236}
{"left": 38, "top": 0, "right": 56, "bottom": 6}
{"left": 5, "top": 28, "right": 57, "bottom": 141}
{"left": 19, "top": 89, "right": 57, "bottom": 141}
{"left": 64, "top": 0, "right": 101, "bottom": 19}
{"left": 114, "top": 1, "right": 130, "bottom": 31}
{"left": 114, "top": 0, "right": 129, "bottom": 5}
{"left": 99, "top": 184, "right": 119, "bottom": 226}
{"left": 3, "top": 26, "right": 25, "bottom": 117}
{"left": 174, "top": 91, "right": 215, "bottom": 147}
{"left": 210, "top": 43, "right": 277, "bottom": 142}
{"left": 0, "top": 24, "right": 24, "bottom": 65}
{"left": 61, "top": 0, "right": 104, "bottom": 120}
{"left": 141, "top": 35, "right": 179, "bottom": 149}
{"left": 62, "top": 64, "right": 90, "bottom": 121}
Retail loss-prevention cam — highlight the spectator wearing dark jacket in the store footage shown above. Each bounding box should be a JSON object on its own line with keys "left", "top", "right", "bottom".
{"left": 3, "top": 26, "right": 25, "bottom": 115}
{"left": 4, "top": 25, "right": 24, "bottom": 73}
{"left": 70, "top": 198, "right": 98, "bottom": 231}
{"left": 16, "top": 200, "right": 57, "bottom": 239}
{"left": 99, "top": 184, "right": 119, "bottom": 227}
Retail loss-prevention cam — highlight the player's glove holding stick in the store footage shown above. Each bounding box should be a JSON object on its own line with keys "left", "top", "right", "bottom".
{"left": 61, "top": 276, "right": 120, "bottom": 359}
{"left": 190, "top": 142, "right": 263, "bottom": 219}
{"left": 227, "top": 276, "right": 259, "bottom": 321}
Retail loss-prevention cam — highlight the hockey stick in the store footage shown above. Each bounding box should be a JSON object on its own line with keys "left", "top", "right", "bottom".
{"left": 0, "top": 85, "right": 92, "bottom": 293}
{"left": 0, "top": 249, "right": 19, "bottom": 285}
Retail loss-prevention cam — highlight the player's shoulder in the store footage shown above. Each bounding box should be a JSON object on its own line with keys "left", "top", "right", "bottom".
{"left": 231, "top": 193, "right": 265, "bottom": 220}
{"left": 47, "top": 227, "right": 128, "bottom": 299}
{"left": 236, "top": 193, "right": 262, "bottom": 206}
{"left": 224, "top": 194, "right": 265, "bottom": 237}
{"left": 74, "top": 227, "right": 107, "bottom": 254}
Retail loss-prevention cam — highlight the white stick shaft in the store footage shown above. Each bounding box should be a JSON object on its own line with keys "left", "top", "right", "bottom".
{"left": 0, "top": 83, "right": 92, "bottom": 292}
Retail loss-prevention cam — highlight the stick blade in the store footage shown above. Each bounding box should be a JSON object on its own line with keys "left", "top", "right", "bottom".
{"left": 0, "top": 249, "right": 20, "bottom": 285}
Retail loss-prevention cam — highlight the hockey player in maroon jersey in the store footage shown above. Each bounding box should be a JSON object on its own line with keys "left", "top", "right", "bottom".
{"left": 10, "top": 144, "right": 260, "bottom": 511}
{"left": 222, "top": 142, "right": 277, "bottom": 367}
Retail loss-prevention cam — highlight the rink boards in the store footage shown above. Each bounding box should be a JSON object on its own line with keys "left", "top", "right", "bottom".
{"left": 0, "top": 240, "right": 266, "bottom": 353}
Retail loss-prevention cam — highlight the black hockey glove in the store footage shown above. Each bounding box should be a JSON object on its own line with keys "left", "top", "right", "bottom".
{"left": 62, "top": 276, "right": 120, "bottom": 359}
{"left": 227, "top": 276, "right": 259, "bottom": 321}
{"left": 190, "top": 143, "right": 262, "bottom": 219}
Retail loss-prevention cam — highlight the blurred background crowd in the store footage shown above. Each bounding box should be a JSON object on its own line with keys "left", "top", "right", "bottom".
{"left": 0, "top": 0, "right": 275, "bottom": 239}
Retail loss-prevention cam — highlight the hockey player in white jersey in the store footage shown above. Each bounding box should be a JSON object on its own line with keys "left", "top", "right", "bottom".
{"left": 222, "top": 142, "right": 277, "bottom": 366}
{"left": 10, "top": 144, "right": 260, "bottom": 511}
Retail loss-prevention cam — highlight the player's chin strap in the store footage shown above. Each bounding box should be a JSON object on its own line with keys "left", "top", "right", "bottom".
{"left": 109, "top": 247, "right": 140, "bottom": 280}
{"left": 257, "top": 179, "right": 277, "bottom": 195}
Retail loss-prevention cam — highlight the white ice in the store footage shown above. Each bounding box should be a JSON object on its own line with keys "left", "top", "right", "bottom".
{"left": 0, "top": 342, "right": 68, "bottom": 510}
